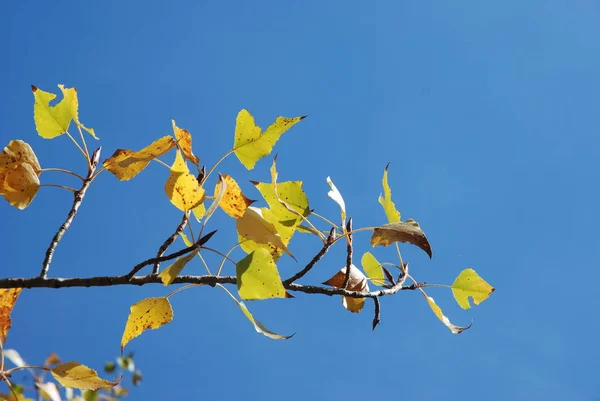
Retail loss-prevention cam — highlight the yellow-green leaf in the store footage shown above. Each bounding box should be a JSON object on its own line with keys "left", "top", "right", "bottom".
{"left": 326, "top": 176, "right": 346, "bottom": 225}
{"left": 236, "top": 206, "right": 293, "bottom": 259}
{"left": 323, "top": 265, "right": 370, "bottom": 313}
{"left": 51, "top": 362, "right": 117, "bottom": 390}
{"left": 423, "top": 294, "right": 471, "bottom": 334}
{"left": 215, "top": 174, "right": 254, "bottom": 218}
{"left": 158, "top": 252, "right": 196, "bottom": 285}
{"left": 236, "top": 248, "right": 287, "bottom": 300}
{"left": 361, "top": 252, "right": 385, "bottom": 286}
{"left": 179, "top": 232, "right": 193, "bottom": 247}
{"left": 121, "top": 297, "right": 173, "bottom": 351}
{"left": 192, "top": 202, "right": 206, "bottom": 221}
{"left": 103, "top": 136, "right": 176, "bottom": 181}
{"left": 371, "top": 219, "right": 432, "bottom": 258}
{"left": 164, "top": 150, "right": 205, "bottom": 211}
{"left": 0, "top": 288, "right": 22, "bottom": 343}
{"left": 172, "top": 120, "right": 199, "bottom": 165}
{"left": 238, "top": 208, "right": 288, "bottom": 261}
{"left": 451, "top": 268, "right": 495, "bottom": 309}
{"left": 0, "top": 162, "right": 40, "bottom": 210}
{"left": 32, "top": 84, "right": 78, "bottom": 139}
{"left": 233, "top": 109, "right": 305, "bottom": 170}
{"left": 378, "top": 163, "right": 400, "bottom": 223}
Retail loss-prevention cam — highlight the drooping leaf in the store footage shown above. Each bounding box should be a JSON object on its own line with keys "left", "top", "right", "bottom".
{"left": 371, "top": 219, "right": 432, "bottom": 258}
{"left": 451, "top": 268, "right": 495, "bottom": 309}
{"left": 164, "top": 150, "right": 205, "bottom": 211}
{"left": 236, "top": 248, "right": 288, "bottom": 300}
{"left": 236, "top": 206, "right": 294, "bottom": 259}
{"left": 233, "top": 109, "right": 305, "bottom": 170}
{"left": 172, "top": 120, "right": 199, "bottom": 165}
{"left": 121, "top": 297, "right": 173, "bottom": 351}
{"left": 202, "top": 174, "right": 226, "bottom": 225}
{"left": 158, "top": 252, "right": 197, "bottom": 285}
{"left": 0, "top": 288, "right": 22, "bottom": 343}
{"left": 103, "top": 136, "right": 176, "bottom": 181}
{"left": 378, "top": 163, "right": 400, "bottom": 223}
{"left": 323, "top": 265, "right": 370, "bottom": 313}
{"left": 361, "top": 252, "right": 385, "bottom": 286}
{"left": 192, "top": 202, "right": 206, "bottom": 221}
{"left": 423, "top": 294, "right": 471, "bottom": 334}
{"left": 51, "top": 362, "right": 117, "bottom": 390}
{"left": 35, "top": 382, "right": 61, "bottom": 401}
{"left": 0, "top": 140, "right": 41, "bottom": 171}
{"left": 0, "top": 163, "right": 41, "bottom": 210}
{"left": 326, "top": 176, "right": 346, "bottom": 225}
{"left": 215, "top": 174, "right": 254, "bottom": 218}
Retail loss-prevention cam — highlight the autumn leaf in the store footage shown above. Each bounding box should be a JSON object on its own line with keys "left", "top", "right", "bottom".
{"left": 0, "top": 288, "right": 22, "bottom": 343}
{"left": 378, "top": 163, "right": 400, "bottom": 223}
{"left": 361, "top": 252, "right": 385, "bottom": 286}
{"left": 233, "top": 109, "right": 305, "bottom": 170}
{"left": 104, "top": 136, "right": 176, "bottom": 180}
{"left": 44, "top": 352, "right": 61, "bottom": 367}
{"left": 179, "top": 232, "right": 193, "bottom": 247}
{"left": 371, "top": 219, "right": 433, "bottom": 258}
{"left": 51, "top": 362, "right": 117, "bottom": 390}
{"left": 0, "top": 140, "right": 41, "bottom": 171}
{"left": 0, "top": 163, "right": 40, "bottom": 210}
{"left": 215, "top": 174, "right": 254, "bottom": 218}
{"left": 172, "top": 120, "right": 199, "bottom": 165}
{"left": 423, "top": 293, "right": 471, "bottom": 334}
{"left": 164, "top": 150, "right": 206, "bottom": 211}
{"left": 121, "top": 297, "right": 173, "bottom": 351}
{"left": 192, "top": 202, "right": 206, "bottom": 221}
{"left": 326, "top": 176, "right": 346, "bottom": 226}
{"left": 158, "top": 252, "right": 197, "bottom": 285}
{"left": 236, "top": 206, "right": 294, "bottom": 259}
{"left": 236, "top": 248, "right": 288, "bottom": 300}
{"left": 451, "top": 268, "right": 495, "bottom": 309}
{"left": 323, "top": 265, "right": 370, "bottom": 313}
{"left": 238, "top": 208, "right": 289, "bottom": 261}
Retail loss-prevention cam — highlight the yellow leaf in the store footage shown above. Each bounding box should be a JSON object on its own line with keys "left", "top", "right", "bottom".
{"left": 172, "top": 120, "right": 199, "bottom": 165}
{"left": 158, "top": 252, "right": 196, "bottom": 285}
{"left": 378, "top": 164, "right": 400, "bottom": 223}
{"left": 121, "top": 297, "right": 173, "bottom": 351}
{"left": 451, "top": 268, "right": 495, "bottom": 309}
{"left": 238, "top": 208, "right": 287, "bottom": 261}
{"left": 164, "top": 150, "right": 205, "bottom": 211}
{"left": 233, "top": 109, "right": 305, "bottom": 170}
{"left": 323, "top": 265, "right": 369, "bottom": 313}
{"left": 0, "top": 162, "right": 40, "bottom": 210}
{"left": 0, "top": 140, "right": 41, "bottom": 172}
{"left": 0, "top": 288, "right": 22, "bottom": 343}
{"left": 423, "top": 294, "right": 471, "bottom": 334}
{"left": 50, "top": 361, "right": 117, "bottom": 390}
{"left": 326, "top": 176, "right": 346, "bottom": 225}
{"left": 361, "top": 252, "right": 385, "bottom": 286}
{"left": 236, "top": 207, "right": 293, "bottom": 259}
{"left": 192, "top": 202, "right": 206, "bottom": 221}
{"left": 103, "top": 136, "right": 176, "bottom": 181}
{"left": 371, "top": 219, "right": 433, "bottom": 258}
{"left": 179, "top": 232, "right": 193, "bottom": 247}
{"left": 214, "top": 174, "right": 254, "bottom": 218}
{"left": 236, "top": 248, "right": 287, "bottom": 300}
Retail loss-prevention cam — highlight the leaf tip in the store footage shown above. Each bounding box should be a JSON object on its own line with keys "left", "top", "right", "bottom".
{"left": 31, "top": 84, "right": 38, "bottom": 92}
{"left": 299, "top": 115, "right": 308, "bottom": 120}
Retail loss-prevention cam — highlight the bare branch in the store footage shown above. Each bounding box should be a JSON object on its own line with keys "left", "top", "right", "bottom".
{"left": 342, "top": 218, "right": 353, "bottom": 289}
{"left": 40, "top": 147, "right": 102, "bottom": 278}
{"left": 152, "top": 212, "right": 189, "bottom": 274}
{"left": 283, "top": 228, "right": 335, "bottom": 285}
{"left": 372, "top": 297, "right": 381, "bottom": 331}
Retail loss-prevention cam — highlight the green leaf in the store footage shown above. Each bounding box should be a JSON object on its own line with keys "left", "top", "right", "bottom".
{"left": 370, "top": 219, "right": 432, "bottom": 258}
{"left": 233, "top": 109, "right": 305, "bottom": 169}
{"left": 103, "top": 362, "right": 116, "bottom": 374}
{"left": 361, "top": 252, "right": 385, "bottom": 286}
{"left": 82, "top": 390, "right": 98, "bottom": 401}
{"left": 378, "top": 163, "right": 401, "bottom": 223}
{"left": 236, "top": 248, "right": 287, "bottom": 300}
{"left": 451, "top": 268, "right": 495, "bottom": 309}
{"left": 158, "top": 252, "right": 196, "bottom": 285}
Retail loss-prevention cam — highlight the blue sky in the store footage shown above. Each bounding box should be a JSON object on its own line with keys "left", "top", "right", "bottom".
{"left": 2, "top": 1, "right": 600, "bottom": 400}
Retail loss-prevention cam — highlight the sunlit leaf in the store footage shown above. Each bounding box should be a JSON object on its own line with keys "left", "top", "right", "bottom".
{"left": 164, "top": 150, "right": 205, "bottom": 211}
{"left": 326, "top": 176, "right": 346, "bottom": 225}
{"left": 158, "top": 252, "right": 196, "bottom": 285}
{"left": 179, "top": 232, "right": 193, "bottom": 247}
{"left": 0, "top": 140, "right": 41, "bottom": 172}
{"left": 121, "top": 297, "right": 173, "bottom": 351}
{"left": 0, "top": 288, "right": 22, "bottom": 343}
{"left": 0, "top": 163, "right": 40, "bottom": 210}
{"left": 238, "top": 208, "right": 288, "bottom": 261}
{"left": 236, "top": 206, "right": 293, "bottom": 259}
{"left": 323, "top": 264, "right": 370, "bottom": 313}
{"left": 233, "top": 109, "right": 305, "bottom": 170}
{"left": 215, "top": 174, "right": 254, "bottom": 218}
{"left": 451, "top": 268, "right": 495, "bottom": 309}
{"left": 103, "top": 136, "right": 176, "bottom": 181}
{"left": 192, "top": 202, "right": 206, "bottom": 221}
{"left": 361, "top": 252, "right": 385, "bottom": 286}
{"left": 236, "top": 248, "right": 288, "bottom": 300}
{"left": 35, "top": 383, "right": 61, "bottom": 401}
{"left": 378, "top": 163, "right": 400, "bottom": 223}
{"left": 172, "top": 120, "right": 199, "bottom": 165}
{"left": 51, "top": 362, "right": 117, "bottom": 390}
{"left": 423, "top": 294, "right": 471, "bottom": 334}
{"left": 371, "top": 219, "right": 432, "bottom": 258}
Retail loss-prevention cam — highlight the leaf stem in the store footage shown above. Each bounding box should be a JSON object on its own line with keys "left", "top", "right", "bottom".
{"left": 165, "top": 284, "right": 202, "bottom": 299}
{"left": 65, "top": 131, "right": 89, "bottom": 165}
{"left": 216, "top": 242, "right": 243, "bottom": 276}
{"left": 40, "top": 184, "right": 77, "bottom": 193}
{"left": 201, "top": 149, "right": 234, "bottom": 185}
{"left": 153, "top": 158, "right": 171, "bottom": 169}
{"left": 310, "top": 211, "right": 341, "bottom": 232}
{"left": 40, "top": 168, "right": 85, "bottom": 181}
{"left": 76, "top": 124, "right": 91, "bottom": 164}
{"left": 201, "top": 246, "right": 238, "bottom": 267}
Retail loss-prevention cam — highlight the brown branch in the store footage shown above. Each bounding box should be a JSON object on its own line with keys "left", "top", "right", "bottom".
{"left": 342, "top": 218, "right": 353, "bottom": 289}
{"left": 40, "top": 147, "right": 102, "bottom": 278}
{"left": 152, "top": 212, "right": 189, "bottom": 274}
{"left": 283, "top": 228, "right": 335, "bottom": 285}
{"left": 372, "top": 297, "right": 381, "bottom": 331}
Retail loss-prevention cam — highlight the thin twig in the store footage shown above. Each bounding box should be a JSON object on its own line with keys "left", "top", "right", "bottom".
{"left": 39, "top": 147, "right": 102, "bottom": 278}
{"left": 372, "top": 297, "right": 381, "bottom": 331}
{"left": 283, "top": 228, "right": 335, "bottom": 285}
{"left": 342, "top": 218, "right": 353, "bottom": 289}
{"left": 40, "top": 184, "right": 77, "bottom": 193}
{"left": 152, "top": 212, "right": 189, "bottom": 274}
{"left": 40, "top": 168, "right": 85, "bottom": 181}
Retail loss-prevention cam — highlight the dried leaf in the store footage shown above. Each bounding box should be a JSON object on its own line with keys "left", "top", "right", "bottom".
{"left": 233, "top": 109, "right": 305, "bottom": 170}
{"left": 451, "top": 268, "right": 495, "bottom": 309}
{"left": 236, "top": 248, "right": 287, "bottom": 300}
{"left": 164, "top": 150, "right": 205, "bottom": 211}
{"left": 378, "top": 163, "right": 400, "bottom": 223}
{"left": 371, "top": 219, "right": 432, "bottom": 258}
{"left": 0, "top": 288, "right": 22, "bottom": 343}
{"left": 103, "top": 136, "right": 176, "bottom": 180}
{"left": 423, "top": 294, "right": 471, "bottom": 334}
{"left": 323, "top": 265, "right": 369, "bottom": 313}
{"left": 236, "top": 207, "right": 293, "bottom": 259}
{"left": 0, "top": 140, "right": 41, "bottom": 172}
{"left": 215, "top": 174, "right": 254, "bottom": 218}
{"left": 361, "top": 252, "right": 385, "bottom": 286}
{"left": 172, "top": 120, "right": 199, "bottom": 165}
{"left": 121, "top": 297, "right": 173, "bottom": 351}
{"left": 51, "top": 362, "right": 117, "bottom": 390}
{"left": 326, "top": 176, "right": 346, "bottom": 225}
{"left": 0, "top": 163, "right": 40, "bottom": 209}
{"left": 44, "top": 353, "right": 61, "bottom": 367}
{"left": 158, "top": 252, "right": 197, "bottom": 285}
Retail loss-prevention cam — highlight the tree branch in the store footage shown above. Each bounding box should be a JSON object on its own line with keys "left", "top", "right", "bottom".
{"left": 152, "top": 212, "right": 189, "bottom": 274}
{"left": 342, "top": 218, "right": 353, "bottom": 289}
{"left": 40, "top": 147, "right": 102, "bottom": 278}
{"left": 283, "top": 228, "right": 335, "bottom": 285}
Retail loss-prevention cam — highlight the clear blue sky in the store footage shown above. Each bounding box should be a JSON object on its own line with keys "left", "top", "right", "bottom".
{"left": 2, "top": 1, "right": 599, "bottom": 400}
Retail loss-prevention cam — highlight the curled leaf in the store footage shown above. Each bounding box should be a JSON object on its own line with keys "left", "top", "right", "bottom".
{"left": 424, "top": 294, "right": 471, "bottom": 334}
{"left": 323, "top": 265, "right": 369, "bottom": 313}
{"left": 236, "top": 206, "right": 294, "bottom": 259}
{"left": 164, "top": 150, "right": 206, "bottom": 211}
{"left": 451, "top": 268, "right": 495, "bottom": 309}
{"left": 0, "top": 288, "right": 22, "bottom": 343}
{"left": 371, "top": 219, "right": 432, "bottom": 258}
{"left": 121, "top": 297, "right": 173, "bottom": 351}
{"left": 326, "top": 176, "right": 346, "bottom": 225}
{"left": 172, "top": 120, "right": 199, "bottom": 165}
{"left": 104, "top": 136, "right": 176, "bottom": 180}
{"left": 361, "top": 252, "right": 385, "bottom": 286}
{"left": 378, "top": 163, "right": 400, "bottom": 223}
{"left": 215, "top": 174, "right": 254, "bottom": 218}
{"left": 51, "top": 362, "right": 117, "bottom": 390}
{"left": 236, "top": 248, "right": 288, "bottom": 300}
{"left": 158, "top": 252, "right": 197, "bottom": 285}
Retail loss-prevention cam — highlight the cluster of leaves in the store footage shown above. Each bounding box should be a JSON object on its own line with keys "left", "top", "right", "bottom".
{"left": 0, "top": 84, "right": 496, "bottom": 393}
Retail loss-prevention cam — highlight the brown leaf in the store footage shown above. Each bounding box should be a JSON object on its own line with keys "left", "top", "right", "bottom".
{"left": 44, "top": 353, "right": 61, "bottom": 367}
{"left": 370, "top": 219, "right": 432, "bottom": 258}
{"left": 0, "top": 288, "right": 22, "bottom": 343}
{"left": 103, "top": 136, "right": 176, "bottom": 180}
{"left": 323, "top": 265, "right": 369, "bottom": 313}
{"left": 172, "top": 120, "right": 199, "bottom": 165}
